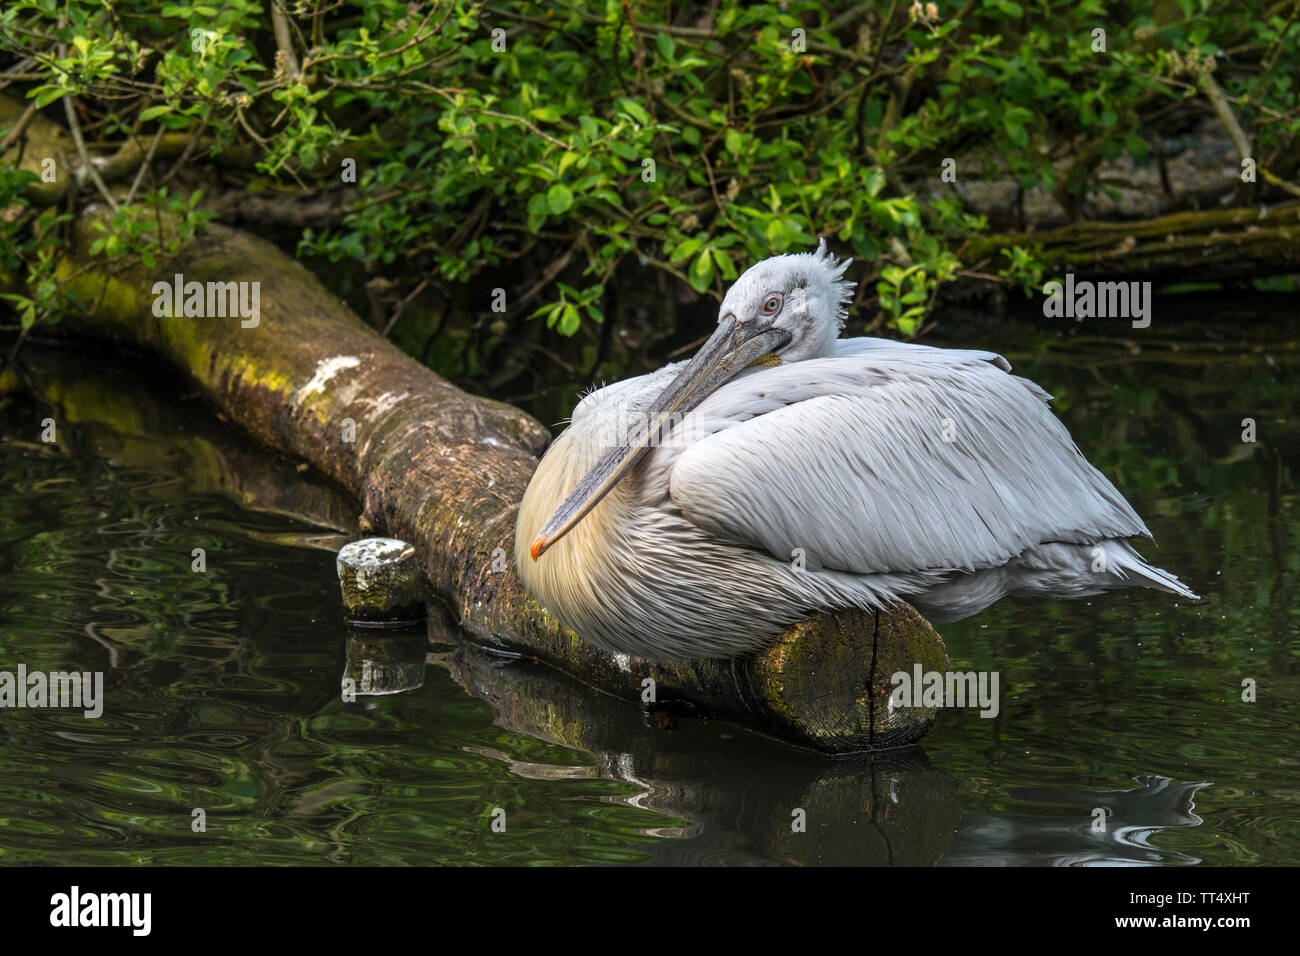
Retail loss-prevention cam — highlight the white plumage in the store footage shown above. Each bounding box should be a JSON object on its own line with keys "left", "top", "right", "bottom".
{"left": 517, "top": 241, "right": 1196, "bottom": 659}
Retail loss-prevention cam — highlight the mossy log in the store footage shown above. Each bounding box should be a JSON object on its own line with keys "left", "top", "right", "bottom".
{"left": 4, "top": 98, "right": 947, "bottom": 753}
{"left": 967, "top": 200, "right": 1300, "bottom": 283}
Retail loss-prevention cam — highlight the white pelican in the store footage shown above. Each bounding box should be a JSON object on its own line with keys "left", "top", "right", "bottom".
{"left": 516, "top": 240, "right": 1196, "bottom": 660}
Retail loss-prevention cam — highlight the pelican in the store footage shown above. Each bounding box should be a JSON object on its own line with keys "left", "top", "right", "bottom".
{"left": 516, "top": 240, "right": 1196, "bottom": 660}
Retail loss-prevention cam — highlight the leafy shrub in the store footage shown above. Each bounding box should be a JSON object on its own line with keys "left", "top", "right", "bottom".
{"left": 2, "top": 0, "right": 1296, "bottom": 345}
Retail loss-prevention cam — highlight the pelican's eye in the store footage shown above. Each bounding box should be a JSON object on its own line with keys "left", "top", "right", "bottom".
{"left": 761, "top": 293, "right": 783, "bottom": 315}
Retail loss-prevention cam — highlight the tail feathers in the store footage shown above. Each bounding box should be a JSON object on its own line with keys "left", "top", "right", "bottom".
{"left": 911, "top": 539, "right": 1198, "bottom": 624}
{"left": 1101, "top": 540, "right": 1199, "bottom": 600}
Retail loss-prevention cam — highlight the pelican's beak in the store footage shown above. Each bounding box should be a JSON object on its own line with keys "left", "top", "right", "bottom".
{"left": 530, "top": 313, "right": 789, "bottom": 560}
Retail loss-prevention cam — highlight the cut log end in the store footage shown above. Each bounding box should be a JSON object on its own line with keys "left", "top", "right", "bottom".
{"left": 337, "top": 537, "right": 425, "bottom": 626}
{"left": 743, "top": 604, "right": 950, "bottom": 752}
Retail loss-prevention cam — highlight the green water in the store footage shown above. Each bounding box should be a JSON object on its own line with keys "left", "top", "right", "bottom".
{"left": 0, "top": 297, "right": 1296, "bottom": 865}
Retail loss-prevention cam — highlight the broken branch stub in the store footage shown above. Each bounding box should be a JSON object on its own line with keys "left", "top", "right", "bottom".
{"left": 337, "top": 537, "right": 425, "bottom": 626}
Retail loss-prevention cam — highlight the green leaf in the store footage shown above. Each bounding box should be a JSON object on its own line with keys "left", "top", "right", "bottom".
{"left": 712, "top": 248, "right": 737, "bottom": 279}
{"left": 30, "top": 86, "right": 68, "bottom": 109}
{"left": 1124, "top": 134, "right": 1148, "bottom": 162}
{"left": 669, "top": 237, "right": 703, "bottom": 263}
{"left": 608, "top": 139, "right": 639, "bottom": 160}
{"left": 1003, "top": 115, "right": 1028, "bottom": 147}
{"left": 689, "top": 249, "right": 715, "bottom": 291}
{"left": 619, "top": 98, "right": 651, "bottom": 125}
{"left": 557, "top": 303, "right": 580, "bottom": 335}
{"left": 655, "top": 32, "right": 675, "bottom": 60}
{"left": 546, "top": 184, "right": 574, "bottom": 214}
{"left": 864, "top": 167, "right": 886, "bottom": 198}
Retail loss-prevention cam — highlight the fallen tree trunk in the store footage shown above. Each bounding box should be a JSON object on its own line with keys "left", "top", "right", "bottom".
{"left": 966, "top": 200, "right": 1300, "bottom": 283}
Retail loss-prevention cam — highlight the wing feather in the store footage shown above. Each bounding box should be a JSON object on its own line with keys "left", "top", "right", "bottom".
{"left": 666, "top": 341, "right": 1148, "bottom": 575}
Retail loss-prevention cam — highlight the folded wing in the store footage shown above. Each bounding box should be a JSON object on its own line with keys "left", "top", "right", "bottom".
{"left": 668, "top": 340, "right": 1149, "bottom": 574}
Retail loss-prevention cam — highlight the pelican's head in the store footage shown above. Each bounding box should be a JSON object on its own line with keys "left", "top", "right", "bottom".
{"left": 529, "top": 239, "right": 854, "bottom": 560}
{"left": 717, "top": 237, "right": 855, "bottom": 363}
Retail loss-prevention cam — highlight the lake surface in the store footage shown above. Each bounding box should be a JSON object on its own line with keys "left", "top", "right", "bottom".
{"left": 1, "top": 295, "right": 1296, "bottom": 865}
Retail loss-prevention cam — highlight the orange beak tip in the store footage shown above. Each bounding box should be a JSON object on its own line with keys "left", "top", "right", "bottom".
{"left": 529, "top": 535, "right": 546, "bottom": 561}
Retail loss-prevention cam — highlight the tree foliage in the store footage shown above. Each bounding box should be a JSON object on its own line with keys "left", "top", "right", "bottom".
{"left": 1, "top": 0, "right": 1297, "bottom": 345}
